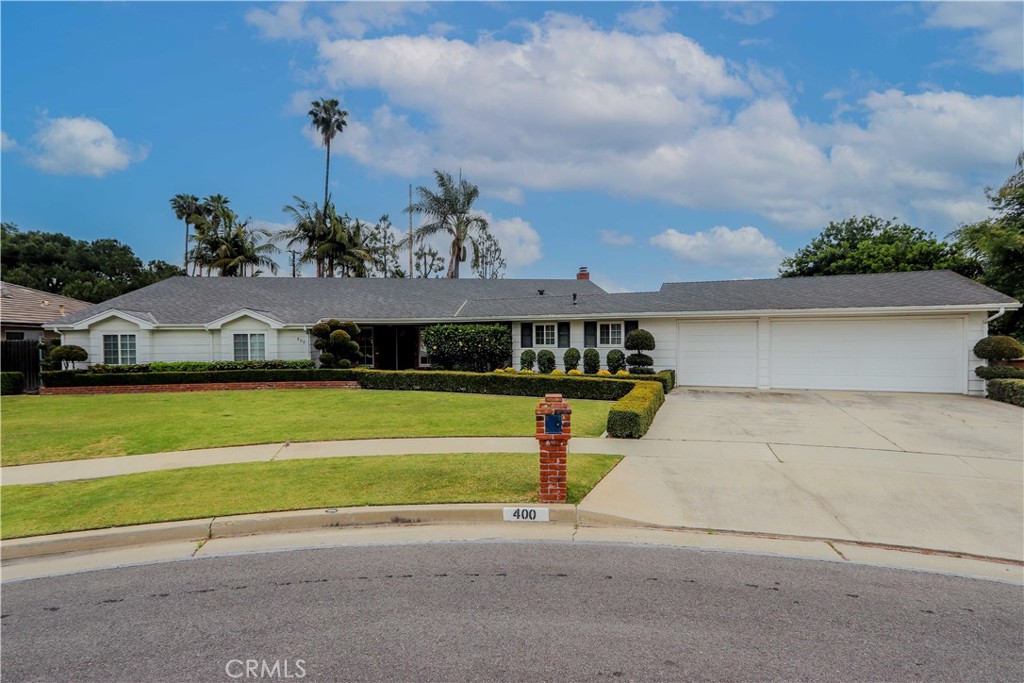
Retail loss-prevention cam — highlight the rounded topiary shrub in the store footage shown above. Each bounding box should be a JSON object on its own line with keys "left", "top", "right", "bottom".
{"left": 50, "top": 344, "right": 88, "bottom": 369}
{"left": 537, "top": 350, "right": 556, "bottom": 374}
{"left": 520, "top": 349, "right": 536, "bottom": 371}
{"left": 606, "top": 349, "right": 626, "bottom": 374}
{"left": 583, "top": 348, "right": 600, "bottom": 374}
{"left": 312, "top": 320, "right": 361, "bottom": 368}
{"left": 625, "top": 328, "right": 655, "bottom": 374}
{"left": 563, "top": 347, "right": 581, "bottom": 372}
{"left": 974, "top": 335, "right": 1024, "bottom": 364}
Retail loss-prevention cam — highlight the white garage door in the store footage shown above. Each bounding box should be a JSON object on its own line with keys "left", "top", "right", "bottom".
{"left": 677, "top": 320, "right": 758, "bottom": 387}
{"left": 770, "top": 318, "right": 964, "bottom": 393}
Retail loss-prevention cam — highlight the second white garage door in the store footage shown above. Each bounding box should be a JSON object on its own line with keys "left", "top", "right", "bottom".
{"left": 769, "top": 317, "right": 965, "bottom": 393}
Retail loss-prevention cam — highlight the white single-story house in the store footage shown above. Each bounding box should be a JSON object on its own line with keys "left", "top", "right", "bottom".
{"left": 49, "top": 269, "right": 1020, "bottom": 396}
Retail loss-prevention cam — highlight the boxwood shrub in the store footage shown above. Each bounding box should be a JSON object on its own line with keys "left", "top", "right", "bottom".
{"left": 606, "top": 380, "right": 665, "bottom": 438}
{"left": 520, "top": 349, "right": 536, "bottom": 371}
{"left": 606, "top": 349, "right": 626, "bottom": 374}
{"left": 537, "top": 350, "right": 556, "bottom": 374}
{"left": 975, "top": 365, "right": 1024, "bottom": 380}
{"left": 1, "top": 372, "right": 25, "bottom": 396}
{"left": 987, "top": 378, "right": 1024, "bottom": 407}
{"left": 84, "top": 360, "right": 316, "bottom": 374}
{"left": 583, "top": 348, "right": 601, "bottom": 374}
{"left": 563, "top": 347, "right": 581, "bottom": 372}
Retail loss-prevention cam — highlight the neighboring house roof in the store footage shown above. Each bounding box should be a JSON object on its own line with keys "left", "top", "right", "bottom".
{"left": 0, "top": 281, "right": 92, "bottom": 326}
{"left": 50, "top": 271, "right": 1019, "bottom": 329}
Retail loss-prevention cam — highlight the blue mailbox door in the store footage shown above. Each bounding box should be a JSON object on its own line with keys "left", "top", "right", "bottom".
{"left": 544, "top": 414, "right": 563, "bottom": 435}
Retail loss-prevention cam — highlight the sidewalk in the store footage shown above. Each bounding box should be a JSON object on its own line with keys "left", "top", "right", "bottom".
{"left": 3, "top": 431, "right": 1021, "bottom": 563}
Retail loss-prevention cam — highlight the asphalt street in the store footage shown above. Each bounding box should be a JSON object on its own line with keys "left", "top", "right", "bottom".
{"left": 2, "top": 542, "right": 1021, "bottom": 682}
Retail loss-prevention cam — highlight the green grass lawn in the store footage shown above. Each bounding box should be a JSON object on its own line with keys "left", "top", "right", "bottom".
{"left": 0, "top": 453, "right": 621, "bottom": 539}
{"left": 0, "top": 390, "right": 611, "bottom": 467}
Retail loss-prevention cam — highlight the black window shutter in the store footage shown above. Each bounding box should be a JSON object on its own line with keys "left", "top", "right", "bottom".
{"left": 584, "top": 321, "right": 597, "bottom": 348}
{"left": 557, "top": 322, "right": 570, "bottom": 348}
{"left": 521, "top": 322, "right": 533, "bottom": 349}
{"left": 624, "top": 320, "right": 639, "bottom": 335}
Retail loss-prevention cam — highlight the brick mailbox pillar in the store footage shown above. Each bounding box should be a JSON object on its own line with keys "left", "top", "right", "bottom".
{"left": 535, "top": 393, "right": 571, "bottom": 504}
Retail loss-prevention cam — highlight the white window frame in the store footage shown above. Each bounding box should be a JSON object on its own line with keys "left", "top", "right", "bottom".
{"left": 598, "top": 322, "right": 623, "bottom": 346}
{"left": 233, "top": 333, "right": 266, "bottom": 361}
{"left": 102, "top": 334, "right": 137, "bottom": 365}
{"left": 534, "top": 323, "right": 556, "bottom": 346}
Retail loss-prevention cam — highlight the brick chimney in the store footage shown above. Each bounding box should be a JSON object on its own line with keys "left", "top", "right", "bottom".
{"left": 576, "top": 266, "right": 590, "bottom": 280}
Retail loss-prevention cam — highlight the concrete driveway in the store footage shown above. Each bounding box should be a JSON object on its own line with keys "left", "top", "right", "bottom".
{"left": 579, "top": 389, "right": 1024, "bottom": 561}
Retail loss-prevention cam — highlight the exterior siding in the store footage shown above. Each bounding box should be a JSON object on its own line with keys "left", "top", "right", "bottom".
{"left": 277, "top": 328, "right": 313, "bottom": 361}
{"left": 966, "top": 311, "right": 987, "bottom": 397}
{"left": 510, "top": 318, "right": 676, "bottom": 372}
{"left": 147, "top": 330, "right": 214, "bottom": 362}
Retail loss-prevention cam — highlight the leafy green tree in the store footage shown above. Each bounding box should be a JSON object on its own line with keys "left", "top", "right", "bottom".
{"left": 308, "top": 98, "right": 348, "bottom": 249}
{"left": 779, "top": 216, "right": 978, "bottom": 278}
{"left": 414, "top": 245, "right": 446, "bottom": 278}
{"left": 0, "top": 223, "right": 184, "bottom": 303}
{"left": 951, "top": 152, "right": 1024, "bottom": 338}
{"left": 471, "top": 228, "right": 506, "bottom": 279}
{"left": 169, "top": 193, "right": 201, "bottom": 271}
{"left": 405, "top": 169, "right": 489, "bottom": 278}
{"left": 365, "top": 214, "right": 406, "bottom": 278}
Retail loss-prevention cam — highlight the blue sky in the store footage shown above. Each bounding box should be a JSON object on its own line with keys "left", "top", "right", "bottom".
{"left": 2, "top": 1, "right": 1021, "bottom": 292}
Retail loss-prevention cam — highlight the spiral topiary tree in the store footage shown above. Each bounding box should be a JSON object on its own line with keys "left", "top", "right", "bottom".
{"left": 624, "top": 328, "right": 656, "bottom": 374}
{"left": 583, "top": 348, "right": 601, "bottom": 374}
{"left": 563, "top": 347, "right": 581, "bottom": 372}
{"left": 311, "top": 319, "right": 362, "bottom": 368}
{"left": 973, "top": 335, "right": 1024, "bottom": 365}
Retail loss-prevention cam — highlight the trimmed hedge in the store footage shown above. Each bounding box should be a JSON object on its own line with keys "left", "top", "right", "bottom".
{"left": 1, "top": 372, "right": 25, "bottom": 396}
{"left": 583, "top": 348, "right": 601, "bottom": 374}
{"left": 537, "top": 350, "right": 556, "bottom": 374}
{"left": 987, "top": 378, "right": 1024, "bottom": 407}
{"left": 84, "top": 360, "right": 317, "bottom": 374}
{"left": 976, "top": 365, "right": 1024, "bottom": 380}
{"left": 42, "top": 368, "right": 358, "bottom": 388}
{"left": 607, "top": 380, "right": 665, "bottom": 438}
{"left": 422, "top": 323, "right": 512, "bottom": 372}
{"left": 38, "top": 367, "right": 676, "bottom": 437}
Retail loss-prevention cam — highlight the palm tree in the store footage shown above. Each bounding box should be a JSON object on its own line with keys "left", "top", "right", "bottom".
{"left": 208, "top": 216, "right": 280, "bottom": 277}
{"left": 188, "top": 195, "right": 233, "bottom": 276}
{"left": 317, "top": 206, "right": 370, "bottom": 277}
{"left": 280, "top": 196, "right": 328, "bottom": 277}
{"left": 308, "top": 98, "right": 348, "bottom": 243}
{"left": 404, "top": 169, "right": 489, "bottom": 278}
{"left": 169, "top": 194, "right": 200, "bottom": 272}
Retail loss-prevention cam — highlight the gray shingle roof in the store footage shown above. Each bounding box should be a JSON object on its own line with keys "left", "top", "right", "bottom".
{"left": 0, "top": 281, "right": 92, "bottom": 325}
{"left": 52, "top": 270, "right": 1018, "bottom": 328}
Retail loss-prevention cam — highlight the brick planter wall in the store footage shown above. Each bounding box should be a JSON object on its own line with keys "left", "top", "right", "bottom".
{"left": 40, "top": 381, "right": 360, "bottom": 395}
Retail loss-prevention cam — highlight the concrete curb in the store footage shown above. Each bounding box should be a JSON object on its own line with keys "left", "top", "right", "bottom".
{"left": 1, "top": 504, "right": 579, "bottom": 561}
{"left": 4, "top": 504, "right": 1022, "bottom": 574}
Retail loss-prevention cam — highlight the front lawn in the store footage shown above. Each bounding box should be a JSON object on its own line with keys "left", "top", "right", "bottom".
{"left": 0, "top": 453, "right": 621, "bottom": 539}
{"left": 0, "top": 390, "right": 611, "bottom": 466}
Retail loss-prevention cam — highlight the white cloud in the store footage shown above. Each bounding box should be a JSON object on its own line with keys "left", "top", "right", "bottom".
{"left": 265, "top": 11, "right": 1021, "bottom": 233}
{"left": 480, "top": 211, "right": 543, "bottom": 270}
{"left": 650, "top": 226, "right": 786, "bottom": 274}
{"left": 247, "top": 2, "right": 429, "bottom": 41}
{"left": 1, "top": 131, "right": 17, "bottom": 151}
{"left": 599, "top": 230, "right": 635, "bottom": 247}
{"left": 617, "top": 4, "right": 672, "bottom": 33}
{"left": 286, "top": 89, "right": 317, "bottom": 116}
{"left": 722, "top": 3, "right": 776, "bottom": 26}
{"left": 926, "top": 2, "right": 1023, "bottom": 73}
{"left": 28, "top": 116, "right": 147, "bottom": 177}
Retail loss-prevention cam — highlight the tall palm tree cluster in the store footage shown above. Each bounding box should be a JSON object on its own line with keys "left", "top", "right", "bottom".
{"left": 169, "top": 97, "right": 504, "bottom": 279}
{"left": 169, "top": 194, "right": 279, "bottom": 277}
